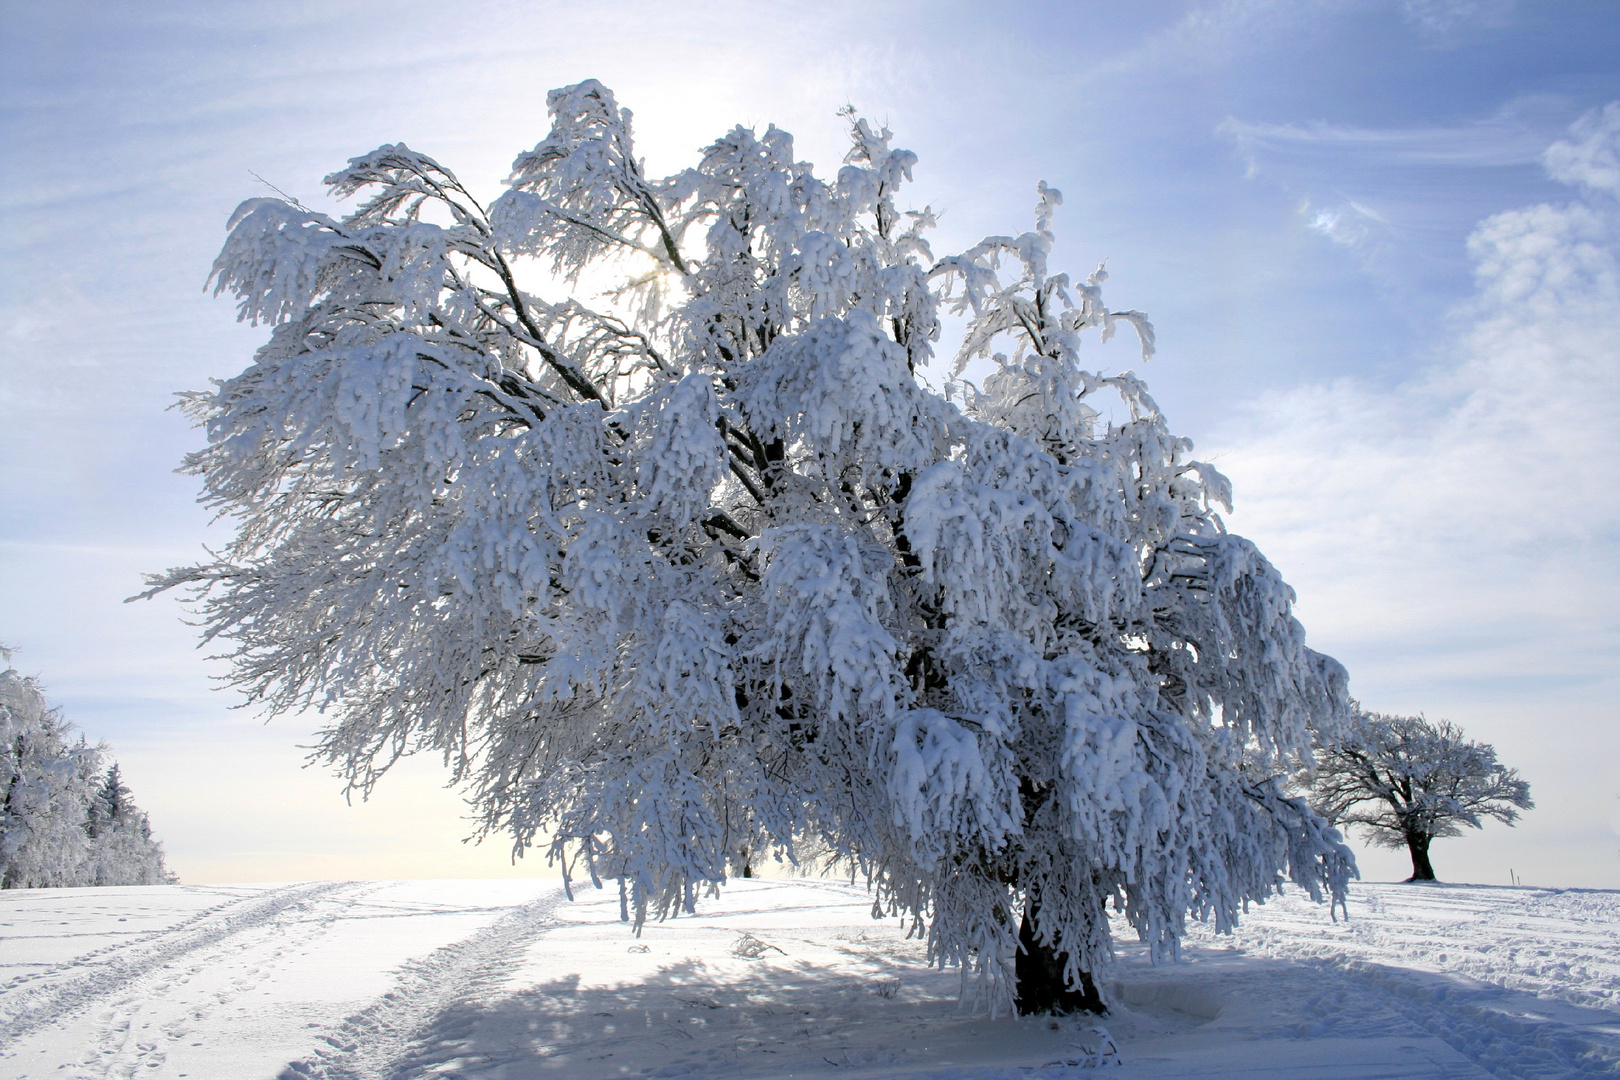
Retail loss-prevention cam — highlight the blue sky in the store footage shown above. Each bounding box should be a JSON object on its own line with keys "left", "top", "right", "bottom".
{"left": 2, "top": 0, "right": 1617, "bottom": 886}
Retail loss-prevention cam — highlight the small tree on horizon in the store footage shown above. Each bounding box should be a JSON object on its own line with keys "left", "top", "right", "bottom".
{"left": 1306, "top": 711, "right": 1532, "bottom": 882}
{"left": 143, "top": 80, "right": 1353, "bottom": 1015}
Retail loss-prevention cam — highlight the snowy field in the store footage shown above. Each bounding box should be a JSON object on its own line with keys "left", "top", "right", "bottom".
{"left": 1, "top": 878, "right": 1616, "bottom": 1080}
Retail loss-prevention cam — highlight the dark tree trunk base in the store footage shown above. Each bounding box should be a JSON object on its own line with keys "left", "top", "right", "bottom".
{"left": 1404, "top": 832, "right": 1437, "bottom": 882}
{"left": 1015, "top": 906, "right": 1104, "bottom": 1015}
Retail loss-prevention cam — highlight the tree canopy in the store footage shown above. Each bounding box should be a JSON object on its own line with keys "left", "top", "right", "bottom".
{"left": 1306, "top": 710, "right": 1532, "bottom": 882}
{"left": 145, "top": 80, "right": 1353, "bottom": 1013}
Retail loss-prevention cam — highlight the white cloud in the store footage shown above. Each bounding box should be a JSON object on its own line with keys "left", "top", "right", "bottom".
{"left": 1221, "top": 109, "right": 1619, "bottom": 642}
{"left": 1544, "top": 102, "right": 1620, "bottom": 197}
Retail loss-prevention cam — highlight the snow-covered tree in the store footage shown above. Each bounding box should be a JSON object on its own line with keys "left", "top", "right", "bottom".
{"left": 0, "top": 663, "right": 175, "bottom": 888}
{"left": 0, "top": 667, "right": 100, "bottom": 888}
{"left": 1305, "top": 711, "right": 1531, "bottom": 882}
{"left": 144, "top": 80, "right": 1352, "bottom": 1014}
{"left": 85, "top": 764, "right": 176, "bottom": 886}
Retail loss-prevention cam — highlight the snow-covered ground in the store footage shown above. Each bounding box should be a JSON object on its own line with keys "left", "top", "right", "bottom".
{"left": 1, "top": 877, "right": 1616, "bottom": 1080}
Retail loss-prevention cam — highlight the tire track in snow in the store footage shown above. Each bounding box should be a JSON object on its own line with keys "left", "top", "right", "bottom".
{"left": 2, "top": 884, "right": 300, "bottom": 999}
{"left": 0, "top": 881, "right": 356, "bottom": 1047}
{"left": 66, "top": 881, "right": 381, "bottom": 1080}
{"left": 278, "top": 888, "right": 564, "bottom": 1080}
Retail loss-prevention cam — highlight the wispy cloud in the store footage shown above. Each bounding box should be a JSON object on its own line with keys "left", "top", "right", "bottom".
{"left": 1298, "top": 197, "right": 1390, "bottom": 247}
{"left": 1400, "top": 0, "right": 1516, "bottom": 38}
{"left": 1219, "top": 98, "right": 1580, "bottom": 300}
{"left": 1221, "top": 110, "right": 1554, "bottom": 174}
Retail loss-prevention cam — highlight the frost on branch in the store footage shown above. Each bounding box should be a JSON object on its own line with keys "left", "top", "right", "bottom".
{"left": 150, "top": 81, "right": 1354, "bottom": 1015}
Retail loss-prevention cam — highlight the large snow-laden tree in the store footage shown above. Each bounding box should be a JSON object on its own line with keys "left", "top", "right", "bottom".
{"left": 0, "top": 664, "right": 175, "bottom": 888}
{"left": 1306, "top": 711, "right": 1531, "bottom": 882}
{"left": 144, "top": 81, "right": 1353, "bottom": 1014}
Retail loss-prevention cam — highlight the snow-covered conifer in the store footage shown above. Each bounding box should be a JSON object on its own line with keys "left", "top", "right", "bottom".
{"left": 146, "top": 81, "right": 1353, "bottom": 1013}
{"left": 86, "top": 764, "right": 176, "bottom": 886}
{"left": 1306, "top": 711, "right": 1531, "bottom": 882}
{"left": 0, "top": 667, "right": 99, "bottom": 888}
{"left": 0, "top": 665, "right": 176, "bottom": 888}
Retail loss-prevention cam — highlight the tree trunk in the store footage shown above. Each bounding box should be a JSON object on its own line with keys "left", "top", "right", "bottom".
{"left": 1404, "top": 832, "right": 1437, "bottom": 882}
{"left": 1015, "top": 901, "right": 1104, "bottom": 1015}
